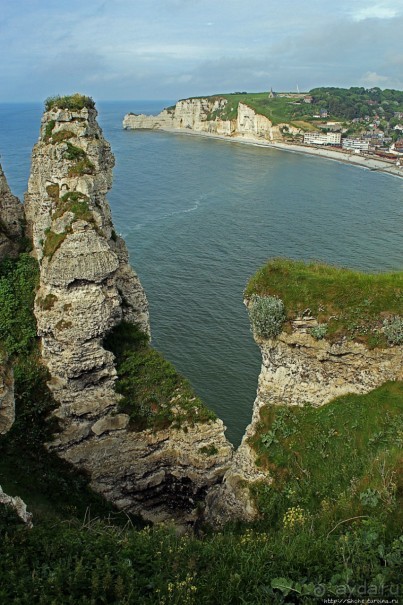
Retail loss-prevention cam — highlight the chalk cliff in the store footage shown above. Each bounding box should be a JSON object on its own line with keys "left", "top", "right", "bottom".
{"left": 0, "top": 163, "right": 23, "bottom": 260}
{"left": 23, "top": 98, "right": 232, "bottom": 524}
{"left": 206, "top": 310, "right": 403, "bottom": 525}
{"left": 123, "top": 98, "right": 298, "bottom": 142}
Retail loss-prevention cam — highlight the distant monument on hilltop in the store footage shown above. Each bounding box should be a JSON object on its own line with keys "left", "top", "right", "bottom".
{"left": 268, "top": 87, "right": 277, "bottom": 99}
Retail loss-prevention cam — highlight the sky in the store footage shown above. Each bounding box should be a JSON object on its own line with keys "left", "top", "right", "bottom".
{"left": 1, "top": 0, "right": 403, "bottom": 102}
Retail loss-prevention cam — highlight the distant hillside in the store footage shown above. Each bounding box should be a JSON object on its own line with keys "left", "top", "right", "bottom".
{"left": 185, "top": 87, "right": 403, "bottom": 128}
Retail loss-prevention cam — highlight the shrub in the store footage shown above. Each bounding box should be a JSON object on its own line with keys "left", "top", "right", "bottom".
{"left": 310, "top": 323, "right": 328, "bottom": 340}
{"left": 383, "top": 316, "right": 403, "bottom": 345}
{"left": 248, "top": 294, "right": 285, "bottom": 338}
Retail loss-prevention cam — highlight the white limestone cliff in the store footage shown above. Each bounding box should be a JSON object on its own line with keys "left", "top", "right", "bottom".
{"left": 123, "top": 98, "right": 299, "bottom": 142}
{"left": 206, "top": 312, "right": 403, "bottom": 526}
{"left": 24, "top": 100, "right": 232, "bottom": 524}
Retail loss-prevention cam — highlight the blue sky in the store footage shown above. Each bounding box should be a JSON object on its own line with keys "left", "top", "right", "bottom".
{"left": 1, "top": 0, "right": 403, "bottom": 102}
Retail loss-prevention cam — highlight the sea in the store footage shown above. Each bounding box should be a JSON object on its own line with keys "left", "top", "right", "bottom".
{"left": 0, "top": 100, "right": 402, "bottom": 445}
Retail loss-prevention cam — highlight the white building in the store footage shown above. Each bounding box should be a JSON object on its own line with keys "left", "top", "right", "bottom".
{"left": 342, "top": 139, "right": 370, "bottom": 152}
{"left": 303, "top": 132, "right": 341, "bottom": 146}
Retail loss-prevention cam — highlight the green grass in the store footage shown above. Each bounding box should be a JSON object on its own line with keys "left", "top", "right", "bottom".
{"left": 42, "top": 192, "right": 96, "bottom": 257}
{"left": 190, "top": 92, "right": 324, "bottom": 126}
{"left": 62, "top": 142, "right": 87, "bottom": 161}
{"left": 68, "top": 157, "right": 95, "bottom": 176}
{"left": 53, "top": 192, "right": 93, "bottom": 222}
{"left": 245, "top": 258, "right": 403, "bottom": 347}
{"left": 249, "top": 382, "right": 403, "bottom": 535}
{"left": 104, "top": 322, "right": 217, "bottom": 431}
{"left": 45, "top": 94, "right": 95, "bottom": 112}
{"left": 42, "top": 229, "right": 68, "bottom": 258}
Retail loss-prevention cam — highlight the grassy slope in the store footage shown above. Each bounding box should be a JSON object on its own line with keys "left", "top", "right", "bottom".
{"left": 245, "top": 258, "right": 403, "bottom": 347}
{"left": 249, "top": 382, "right": 403, "bottom": 534}
{"left": 104, "top": 322, "right": 216, "bottom": 431}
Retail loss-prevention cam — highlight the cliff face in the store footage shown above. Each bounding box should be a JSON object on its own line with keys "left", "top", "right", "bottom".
{"left": 0, "top": 163, "right": 23, "bottom": 260}
{"left": 0, "top": 353, "right": 14, "bottom": 436}
{"left": 123, "top": 98, "right": 296, "bottom": 142}
{"left": 0, "top": 165, "right": 22, "bottom": 436}
{"left": 24, "top": 100, "right": 232, "bottom": 524}
{"left": 206, "top": 318, "right": 403, "bottom": 525}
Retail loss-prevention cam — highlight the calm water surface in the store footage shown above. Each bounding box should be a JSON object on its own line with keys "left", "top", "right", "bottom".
{"left": 1, "top": 101, "right": 402, "bottom": 444}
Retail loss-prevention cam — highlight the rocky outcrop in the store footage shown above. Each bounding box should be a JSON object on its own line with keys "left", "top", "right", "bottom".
{"left": 24, "top": 99, "right": 232, "bottom": 524}
{"left": 0, "top": 163, "right": 23, "bottom": 260}
{"left": 0, "top": 352, "right": 15, "bottom": 436}
{"left": 206, "top": 315, "right": 403, "bottom": 525}
{"left": 0, "top": 485, "right": 33, "bottom": 528}
{"left": 123, "top": 98, "right": 299, "bottom": 142}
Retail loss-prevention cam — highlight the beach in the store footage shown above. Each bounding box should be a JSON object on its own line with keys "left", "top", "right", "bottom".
{"left": 152, "top": 127, "right": 403, "bottom": 179}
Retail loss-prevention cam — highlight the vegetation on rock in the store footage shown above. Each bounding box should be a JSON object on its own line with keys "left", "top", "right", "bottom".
{"left": 245, "top": 258, "right": 403, "bottom": 347}
{"left": 248, "top": 293, "right": 286, "bottom": 338}
{"left": 249, "top": 382, "right": 402, "bottom": 534}
{"left": 104, "top": 322, "right": 217, "bottom": 431}
{"left": 44, "top": 94, "right": 95, "bottom": 112}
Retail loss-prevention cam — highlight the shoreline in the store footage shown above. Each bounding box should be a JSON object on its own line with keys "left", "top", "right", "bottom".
{"left": 132, "top": 125, "right": 403, "bottom": 179}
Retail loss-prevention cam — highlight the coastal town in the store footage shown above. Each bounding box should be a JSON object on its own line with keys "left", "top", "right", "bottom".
{"left": 268, "top": 88, "right": 403, "bottom": 167}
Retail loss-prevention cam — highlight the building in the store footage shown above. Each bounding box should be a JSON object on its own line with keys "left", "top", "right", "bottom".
{"left": 303, "top": 132, "right": 341, "bottom": 146}
{"left": 342, "top": 139, "right": 370, "bottom": 152}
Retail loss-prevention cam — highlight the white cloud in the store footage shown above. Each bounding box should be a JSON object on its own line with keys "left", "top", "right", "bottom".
{"left": 352, "top": 3, "right": 398, "bottom": 21}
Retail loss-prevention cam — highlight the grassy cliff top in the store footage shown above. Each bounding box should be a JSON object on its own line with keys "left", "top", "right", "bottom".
{"left": 184, "top": 86, "right": 403, "bottom": 126}
{"left": 45, "top": 94, "right": 95, "bottom": 112}
{"left": 184, "top": 92, "right": 305, "bottom": 125}
{"left": 245, "top": 258, "right": 403, "bottom": 346}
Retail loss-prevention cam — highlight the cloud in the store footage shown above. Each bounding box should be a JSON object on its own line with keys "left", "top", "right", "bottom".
{"left": 352, "top": 3, "right": 398, "bottom": 21}
{"left": 1, "top": 0, "right": 402, "bottom": 100}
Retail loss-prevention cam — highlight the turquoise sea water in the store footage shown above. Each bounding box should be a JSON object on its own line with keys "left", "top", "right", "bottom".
{"left": 1, "top": 101, "right": 402, "bottom": 445}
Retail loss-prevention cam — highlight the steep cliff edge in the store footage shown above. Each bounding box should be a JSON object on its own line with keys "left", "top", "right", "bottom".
{"left": 123, "top": 98, "right": 299, "bottom": 142}
{"left": 0, "top": 163, "right": 23, "bottom": 260}
{"left": 206, "top": 259, "right": 403, "bottom": 524}
{"left": 23, "top": 95, "right": 232, "bottom": 524}
{"left": 0, "top": 165, "right": 23, "bottom": 435}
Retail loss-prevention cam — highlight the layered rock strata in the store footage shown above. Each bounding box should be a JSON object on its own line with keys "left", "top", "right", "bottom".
{"left": 123, "top": 98, "right": 300, "bottom": 142}
{"left": 24, "top": 100, "right": 232, "bottom": 523}
{"left": 206, "top": 315, "right": 403, "bottom": 525}
{"left": 0, "top": 163, "right": 23, "bottom": 260}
